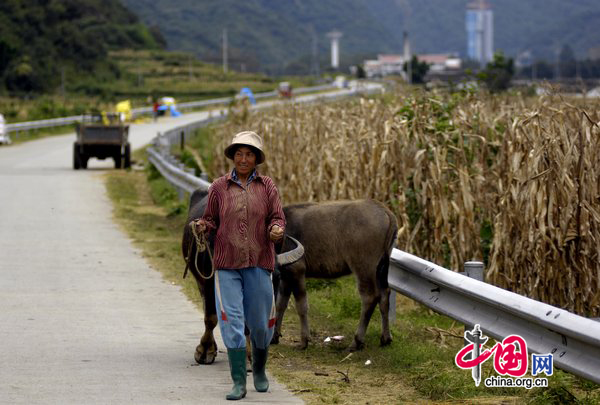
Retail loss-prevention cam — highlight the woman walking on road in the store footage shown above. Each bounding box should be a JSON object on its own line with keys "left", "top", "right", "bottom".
{"left": 194, "top": 131, "right": 285, "bottom": 400}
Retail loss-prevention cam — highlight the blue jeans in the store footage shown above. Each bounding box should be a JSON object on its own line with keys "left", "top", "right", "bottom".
{"left": 214, "top": 267, "right": 275, "bottom": 349}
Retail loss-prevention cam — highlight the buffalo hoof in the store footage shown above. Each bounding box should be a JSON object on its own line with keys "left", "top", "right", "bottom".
{"left": 297, "top": 338, "right": 309, "bottom": 350}
{"left": 195, "top": 343, "right": 217, "bottom": 365}
{"left": 348, "top": 337, "right": 365, "bottom": 352}
{"left": 380, "top": 335, "right": 393, "bottom": 347}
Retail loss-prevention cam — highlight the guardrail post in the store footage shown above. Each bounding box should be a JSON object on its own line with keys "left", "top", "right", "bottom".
{"left": 461, "top": 261, "right": 484, "bottom": 358}
{"left": 180, "top": 131, "right": 185, "bottom": 153}
{"left": 389, "top": 290, "right": 397, "bottom": 324}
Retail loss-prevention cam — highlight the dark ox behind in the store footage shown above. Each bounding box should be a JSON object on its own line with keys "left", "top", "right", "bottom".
{"left": 273, "top": 199, "right": 398, "bottom": 351}
{"left": 182, "top": 192, "right": 398, "bottom": 364}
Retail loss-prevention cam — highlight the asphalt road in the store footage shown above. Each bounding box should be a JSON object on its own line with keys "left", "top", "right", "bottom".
{"left": 0, "top": 112, "right": 303, "bottom": 404}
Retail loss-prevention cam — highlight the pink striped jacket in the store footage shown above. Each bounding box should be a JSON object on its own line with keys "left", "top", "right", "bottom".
{"left": 202, "top": 171, "right": 286, "bottom": 272}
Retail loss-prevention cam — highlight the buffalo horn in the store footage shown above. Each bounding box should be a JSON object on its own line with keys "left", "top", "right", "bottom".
{"left": 276, "top": 235, "right": 305, "bottom": 266}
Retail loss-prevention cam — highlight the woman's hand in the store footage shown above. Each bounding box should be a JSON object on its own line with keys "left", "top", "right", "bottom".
{"left": 193, "top": 219, "right": 206, "bottom": 234}
{"left": 269, "top": 225, "right": 283, "bottom": 242}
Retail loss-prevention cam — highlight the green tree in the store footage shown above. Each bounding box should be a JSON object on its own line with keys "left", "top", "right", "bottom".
{"left": 0, "top": 0, "right": 165, "bottom": 95}
{"left": 403, "top": 55, "right": 430, "bottom": 84}
{"left": 478, "top": 52, "right": 514, "bottom": 92}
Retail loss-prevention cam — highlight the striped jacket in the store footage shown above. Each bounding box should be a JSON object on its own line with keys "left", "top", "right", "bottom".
{"left": 202, "top": 170, "right": 286, "bottom": 271}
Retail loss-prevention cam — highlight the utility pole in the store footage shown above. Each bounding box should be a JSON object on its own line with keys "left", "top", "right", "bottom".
{"left": 222, "top": 28, "right": 228, "bottom": 74}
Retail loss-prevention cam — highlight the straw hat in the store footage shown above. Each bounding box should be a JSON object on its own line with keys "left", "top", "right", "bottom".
{"left": 224, "top": 131, "right": 265, "bottom": 164}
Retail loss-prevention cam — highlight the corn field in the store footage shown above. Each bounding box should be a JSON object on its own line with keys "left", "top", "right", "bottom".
{"left": 206, "top": 89, "right": 600, "bottom": 316}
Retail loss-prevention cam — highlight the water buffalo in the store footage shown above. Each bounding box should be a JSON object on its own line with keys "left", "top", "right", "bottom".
{"left": 181, "top": 189, "right": 302, "bottom": 364}
{"left": 272, "top": 199, "right": 398, "bottom": 351}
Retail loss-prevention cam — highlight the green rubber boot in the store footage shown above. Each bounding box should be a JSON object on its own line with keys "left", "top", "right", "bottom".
{"left": 226, "top": 348, "right": 247, "bottom": 400}
{"left": 252, "top": 347, "right": 269, "bottom": 392}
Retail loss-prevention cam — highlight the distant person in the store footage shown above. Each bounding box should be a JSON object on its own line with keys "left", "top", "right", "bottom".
{"left": 152, "top": 100, "right": 160, "bottom": 122}
{"left": 194, "top": 131, "right": 285, "bottom": 400}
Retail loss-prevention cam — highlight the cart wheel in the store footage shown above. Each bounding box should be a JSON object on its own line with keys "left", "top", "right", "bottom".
{"left": 123, "top": 143, "right": 131, "bottom": 169}
{"left": 81, "top": 155, "right": 88, "bottom": 169}
{"left": 114, "top": 154, "right": 122, "bottom": 169}
{"left": 73, "top": 144, "right": 81, "bottom": 170}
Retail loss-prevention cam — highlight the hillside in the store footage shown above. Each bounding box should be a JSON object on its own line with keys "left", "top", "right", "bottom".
{"left": 105, "top": 49, "right": 282, "bottom": 101}
{"left": 0, "top": 0, "right": 165, "bottom": 95}
{"left": 121, "top": 0, "right": 600, "bottom": 74}
{"left": 120, "top": 0, "right": 399, "bottom": 74}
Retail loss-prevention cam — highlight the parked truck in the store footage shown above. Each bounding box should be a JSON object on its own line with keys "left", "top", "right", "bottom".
{"left": 73, "top": 117, "right": 131, "bottom": 169}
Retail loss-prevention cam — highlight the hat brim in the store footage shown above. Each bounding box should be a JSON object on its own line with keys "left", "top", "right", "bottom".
{"left": 224, "top": 143, "right": 265, "bottom": 164}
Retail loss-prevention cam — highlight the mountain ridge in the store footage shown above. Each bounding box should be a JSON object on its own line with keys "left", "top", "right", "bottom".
{"left": 121, "top": 0, "right": 600, "bottom": 73}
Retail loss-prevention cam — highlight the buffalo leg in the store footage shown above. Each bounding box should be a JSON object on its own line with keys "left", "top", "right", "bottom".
{"left": 292, "top": 276, "right": 310, "bottom": 349}
{"left": 194, "top": 279, "right": 218, "bottom": 364}
{"left": 349, "top": 279, "right": 379, "bottom": 351}
{"left": 379, "top": 287, "right": 392, "bottom": 346}
{"left": 272, "top": 278, "right": 292, "bottom": 345}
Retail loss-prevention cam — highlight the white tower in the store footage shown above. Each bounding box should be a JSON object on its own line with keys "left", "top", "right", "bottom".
{"left": 327, "top": 31, "right": 343, "bottom": 69}
{"left": 466, "top": 0, "right": 493, "bottom": 66}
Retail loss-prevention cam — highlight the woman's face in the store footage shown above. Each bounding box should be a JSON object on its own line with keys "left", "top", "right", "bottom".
{"left": 233, "top": 146, "right": 256, "bottom": 177}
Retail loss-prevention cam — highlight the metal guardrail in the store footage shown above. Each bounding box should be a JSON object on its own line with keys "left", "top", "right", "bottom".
{"left": 389, "top": 250, "right": 600, "bottom": 384}
{"left": 6, "top": 114, "right": 99, "bottom": 133}
{"left": 148, "top": 147, "right": 211, "bottom": 193}
{"left": 133, "top": 84, "right": 336, "bottom": 116}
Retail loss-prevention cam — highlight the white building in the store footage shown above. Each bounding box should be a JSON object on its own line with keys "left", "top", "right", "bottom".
{"left": 418, "top": 54, "right": 462, "bottom": 72}
{"left": 364, "top": 54, "right": 406, "bottom": 78}
{"left": 364, "top": 54, "right": 461, "bottom": 79}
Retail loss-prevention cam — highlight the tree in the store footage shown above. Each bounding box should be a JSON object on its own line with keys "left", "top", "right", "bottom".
{"left": 403, "top": 55, "right": 430, "bottom": 84}
{"left": 478, "top": 52, "right": 514, "bottom": 92}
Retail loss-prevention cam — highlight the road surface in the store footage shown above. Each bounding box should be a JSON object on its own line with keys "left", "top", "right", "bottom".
{"left": 0, "top": 112, "right": 303, "bottom": 404}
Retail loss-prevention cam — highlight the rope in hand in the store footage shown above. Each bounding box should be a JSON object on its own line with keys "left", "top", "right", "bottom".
{"left": 183, "top": 220, "right": 215, "bottom": 280}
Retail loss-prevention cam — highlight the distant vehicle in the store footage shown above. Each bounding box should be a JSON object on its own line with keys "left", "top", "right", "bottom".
{"left": 278, "top": 82, "right": 293, "bottom": 98}
{"left": 73, "top": 115, "right": 130, "bottom": 169}
{"left": 0, "top": 113, "right": 10, "bottom": 145}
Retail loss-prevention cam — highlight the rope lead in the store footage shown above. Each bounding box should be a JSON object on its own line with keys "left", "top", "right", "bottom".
{"left": 184, "top": 221, "right": 215, "bottom": 280}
